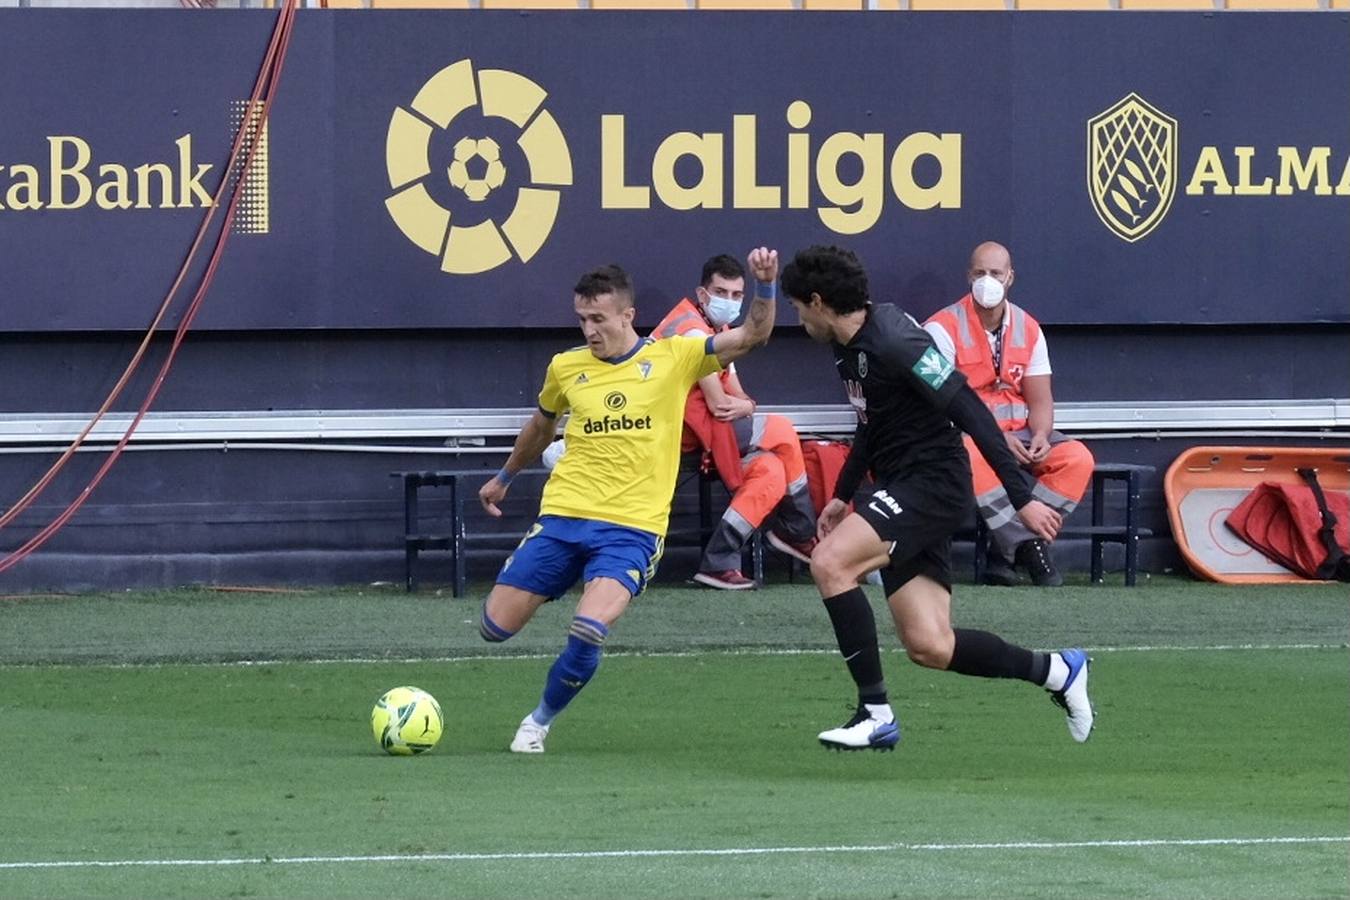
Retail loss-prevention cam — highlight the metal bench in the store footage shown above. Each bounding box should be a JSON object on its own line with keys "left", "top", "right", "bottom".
{"left": 970, "top": 462, "right": 1155, "bottom": 586}
{"left": 392, "top": 468, "right": 556, "bottom": 595}
{"left": 392, "top": 463, "right": 764, "bottom": 596}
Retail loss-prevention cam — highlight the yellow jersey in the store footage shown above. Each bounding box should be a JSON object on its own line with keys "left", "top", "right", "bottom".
{"left": 538, "top": 335, "right": 721, "bottom": 536}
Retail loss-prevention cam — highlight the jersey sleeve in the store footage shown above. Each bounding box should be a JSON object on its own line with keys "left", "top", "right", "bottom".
{"left": 886, "top": 328, "right": 967, "bottom": 409}
{"left": 672, "top": 334, "right": 722, "bottom": 387}
{"left": 833, "top": 418, "right": 870, "bottom": 502}
{"left": 537, "top": 357, "right": 569, "bottom": 418}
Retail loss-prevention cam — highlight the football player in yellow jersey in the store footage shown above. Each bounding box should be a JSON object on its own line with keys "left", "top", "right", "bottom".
{"left": 477, "top": 249, "right": 781, "bottom": 754}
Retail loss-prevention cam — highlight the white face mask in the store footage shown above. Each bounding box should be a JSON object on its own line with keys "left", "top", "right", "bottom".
{"left": 971, "top": 275, "right": 1005, "bottom": 309}
{"left": 703, "top": 293, "right": 743, "bottom": 327}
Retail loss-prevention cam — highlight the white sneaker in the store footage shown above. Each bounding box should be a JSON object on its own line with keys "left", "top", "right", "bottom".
{"left": 509, "top": 714, "right": 550, "bottom": 753}
{"left": 1049, "top": 649, "right": 1094, "bottom": 743}
{"left": 817, "top": 704, "right": 901, "bottom": 751}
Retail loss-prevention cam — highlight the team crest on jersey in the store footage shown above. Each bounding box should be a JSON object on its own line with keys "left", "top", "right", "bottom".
{"left": 845, "top": 379, "right": 868, "bottom": 424}
{"left": 856, "top": 351, "right": 868, "bottom": 378}
{"left": 638, "top": 360, "right": 653, "bottom": 380}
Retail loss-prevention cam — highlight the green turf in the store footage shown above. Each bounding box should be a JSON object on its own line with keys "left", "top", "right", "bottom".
{"left": 0, "top": 578, "right": 1346, "bottom": 898}
{"left": 0, "top": 576, "right": 1345, "bottom": 664}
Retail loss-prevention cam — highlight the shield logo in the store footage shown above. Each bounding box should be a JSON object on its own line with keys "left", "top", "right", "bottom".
{"left": 1087, "top": 93, "right": 1178, "bottom": 243}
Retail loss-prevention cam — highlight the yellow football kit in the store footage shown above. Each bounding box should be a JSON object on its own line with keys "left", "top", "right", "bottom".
{"left": 537, "top": 335, "right": 721, "bottom": 537}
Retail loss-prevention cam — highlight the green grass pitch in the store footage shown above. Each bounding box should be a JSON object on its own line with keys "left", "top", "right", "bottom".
{"left": 0, "top": 577, "right": 1345, "bottom": 899}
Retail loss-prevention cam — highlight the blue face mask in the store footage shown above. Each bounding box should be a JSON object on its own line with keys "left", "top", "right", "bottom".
{"left": 704, "top": 293, "right": 743, "bottom": 327}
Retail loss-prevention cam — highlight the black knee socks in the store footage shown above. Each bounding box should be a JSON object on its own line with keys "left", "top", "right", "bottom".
{"left": 822, "top": 587, "right": 888, "bottom": 705}
{"left": 950, "top": 628, "right": 1049, "bottom": 684}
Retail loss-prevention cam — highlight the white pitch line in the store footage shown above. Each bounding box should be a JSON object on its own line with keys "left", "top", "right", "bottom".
{"left": 1, "top": 642, "right": 1345, "bottom": 671}
{"left": 1, "top": 835, "right": 1345, "bottom": 871}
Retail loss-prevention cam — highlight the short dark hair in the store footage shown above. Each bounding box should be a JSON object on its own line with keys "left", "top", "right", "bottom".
{"left": 700, "top": 254, "right": 744, "bottom": 287}
{"left": 573, "top": 264, "right": 634, "bottom": 308}
{"left": 780, "top": 246, "right": 869, "bottom": 314}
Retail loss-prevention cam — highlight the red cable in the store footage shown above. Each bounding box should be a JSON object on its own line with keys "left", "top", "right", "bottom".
{"left": 0, "top": 1, "right": 294, "bottom": 534}
{"left": 0, "top": 1, "right": 299, "bottom": 575}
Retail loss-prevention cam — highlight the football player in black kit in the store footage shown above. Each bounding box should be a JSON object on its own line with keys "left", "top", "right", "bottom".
{"left": 780, "top": 245, "right": 1094, "bottom": 751}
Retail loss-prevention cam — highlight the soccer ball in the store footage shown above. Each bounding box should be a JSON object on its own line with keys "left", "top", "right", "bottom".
{"left": 371, "top": 686, "right": 444, "bottom": 756}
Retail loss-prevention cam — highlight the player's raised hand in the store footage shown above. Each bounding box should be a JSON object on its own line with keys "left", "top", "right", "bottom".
{"left": 747, "top": 247, "right": 778, "bottom": 284}
{"left": 479, "top": 475, "right": 509, "bottom": 517}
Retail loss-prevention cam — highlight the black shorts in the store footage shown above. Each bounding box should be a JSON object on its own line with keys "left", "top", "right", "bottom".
{"left": 853, "top": 472, "right": 973, "bottom": 595}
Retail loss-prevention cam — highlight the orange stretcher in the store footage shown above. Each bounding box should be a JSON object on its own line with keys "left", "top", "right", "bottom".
{"left": 1164, "top": 446, "right": 1350, "bottom": 583}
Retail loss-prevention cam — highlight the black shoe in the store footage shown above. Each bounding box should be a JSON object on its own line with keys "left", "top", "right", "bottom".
{"left": 1016, "top": 539, "right": 1064, "bottom": 587}
{"left": 981, "top": 553, "right": 1021, "bottom": 586}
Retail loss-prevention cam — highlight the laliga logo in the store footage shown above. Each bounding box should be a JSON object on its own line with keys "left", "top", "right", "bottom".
{"left": 1087, "top": 93, "right": 1177, "bottom": 243}
{"left": 384, "top": 60, "right": 573, "bottom": 274}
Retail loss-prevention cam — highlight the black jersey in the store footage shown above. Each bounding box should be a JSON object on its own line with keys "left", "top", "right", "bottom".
{"left": 832, "top": 304, "right": 969, "bottom": 493}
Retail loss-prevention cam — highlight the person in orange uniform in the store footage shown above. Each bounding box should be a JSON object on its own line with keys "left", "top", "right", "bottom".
{"left": 923, "top": 242, "right": 1094, "bottom": 587}
{"left": 652, "top": 254, "right": 818, "bottom": 590}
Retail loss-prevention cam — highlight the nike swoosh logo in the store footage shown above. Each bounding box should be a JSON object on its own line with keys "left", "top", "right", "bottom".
{"left": 843, "top": 650, "right": 861, "bottom": 662}
{"left": 834, "top": 359, "right": 844, "bottom": 366}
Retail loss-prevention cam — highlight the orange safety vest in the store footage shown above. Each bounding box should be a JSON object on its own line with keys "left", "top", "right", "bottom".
{"left": 926, "top": 294, "right": 1041, "bottom": 432}
{"left": 651, "top": 298, "right": 744, "bottom": 490}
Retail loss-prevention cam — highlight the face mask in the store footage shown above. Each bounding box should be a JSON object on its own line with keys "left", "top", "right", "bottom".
{"left": 971, "top": 275, "right": 1005, "bottom": 309}
{"left": 704, "top": 293, "right": 743, "bottom": 327}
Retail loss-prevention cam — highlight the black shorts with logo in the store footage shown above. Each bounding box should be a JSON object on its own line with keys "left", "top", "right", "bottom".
{"left": 853, "top": 468, "right": 974, "bottom": 595}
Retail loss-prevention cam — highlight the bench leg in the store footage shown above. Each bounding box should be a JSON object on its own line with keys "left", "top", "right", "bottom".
{"left": 752, "top": 532, "right": 764, "bottom": 586}
{"left": 1124, "top": 471, "right": 1141, "bottom": 587}
{"left": 453, "top": 477, "right": 466, "bottom": 599}
{"left": 699, "top": 472, "right": 714, "bottom": 549}
{"left": 1090, "top": 471, "right": 1107, "bottom": 585}
{"left": 1125, "top": 532, "right": 1139, "bottom": 587}
{"left": 404, "top": 475, "right": 420, "bottom": 593}
{"left": 972, "top": 520, "right": 987, "bottom": 584}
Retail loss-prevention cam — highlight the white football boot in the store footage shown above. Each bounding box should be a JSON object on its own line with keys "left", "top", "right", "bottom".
{"left": 817, "top": 704, "right": 900, "bottom": 751}
{"left": 1049, "top": 648, "right": 1095, "bottom": 743}
{"left": 510, "top": 714, "right": 550, "bottom": 754}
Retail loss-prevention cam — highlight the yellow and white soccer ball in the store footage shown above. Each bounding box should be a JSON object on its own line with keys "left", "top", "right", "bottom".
{"left": 371, "top": 686, "right": 444, "bottom": 756}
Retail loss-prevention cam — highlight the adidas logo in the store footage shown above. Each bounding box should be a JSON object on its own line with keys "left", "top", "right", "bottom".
{"left": 575, "top": 373, "right": 588, "bottom": 384}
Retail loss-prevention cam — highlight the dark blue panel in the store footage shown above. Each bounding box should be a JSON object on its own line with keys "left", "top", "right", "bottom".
{"left": 0, "top": 9, "right": 1346, "bottom": 330}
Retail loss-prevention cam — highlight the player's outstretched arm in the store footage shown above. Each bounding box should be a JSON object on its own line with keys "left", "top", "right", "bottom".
{"left": 713, "top": 246, "right": 778, "bottom": 366}
{"left": 479, "top": 409, "right": 558, "bottom": 517}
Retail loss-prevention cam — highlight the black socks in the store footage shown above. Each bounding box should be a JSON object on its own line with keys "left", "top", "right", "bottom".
{"left": 950, "top": 628, "right": 1049, "bottom": 684}
{"left": 822, "top": 587, "right": 888, "bottom": 704}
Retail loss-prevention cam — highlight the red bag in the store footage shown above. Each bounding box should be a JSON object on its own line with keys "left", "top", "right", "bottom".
{"left": 800, "top": 439, "right": 853, "bottom": 516}
{"left": 1226, "top": 469, "right": 1350, "bottom": 581}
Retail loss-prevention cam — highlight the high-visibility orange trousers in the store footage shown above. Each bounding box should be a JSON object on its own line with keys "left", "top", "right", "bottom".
{"left": 964, "top": 432, "right": 1094, "bottom": 558}
{"left": 729, "top": 414, "right": 808, "bottom": 528}
{"left": 702, "top": 414, "right": 816, "bottom": 573}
